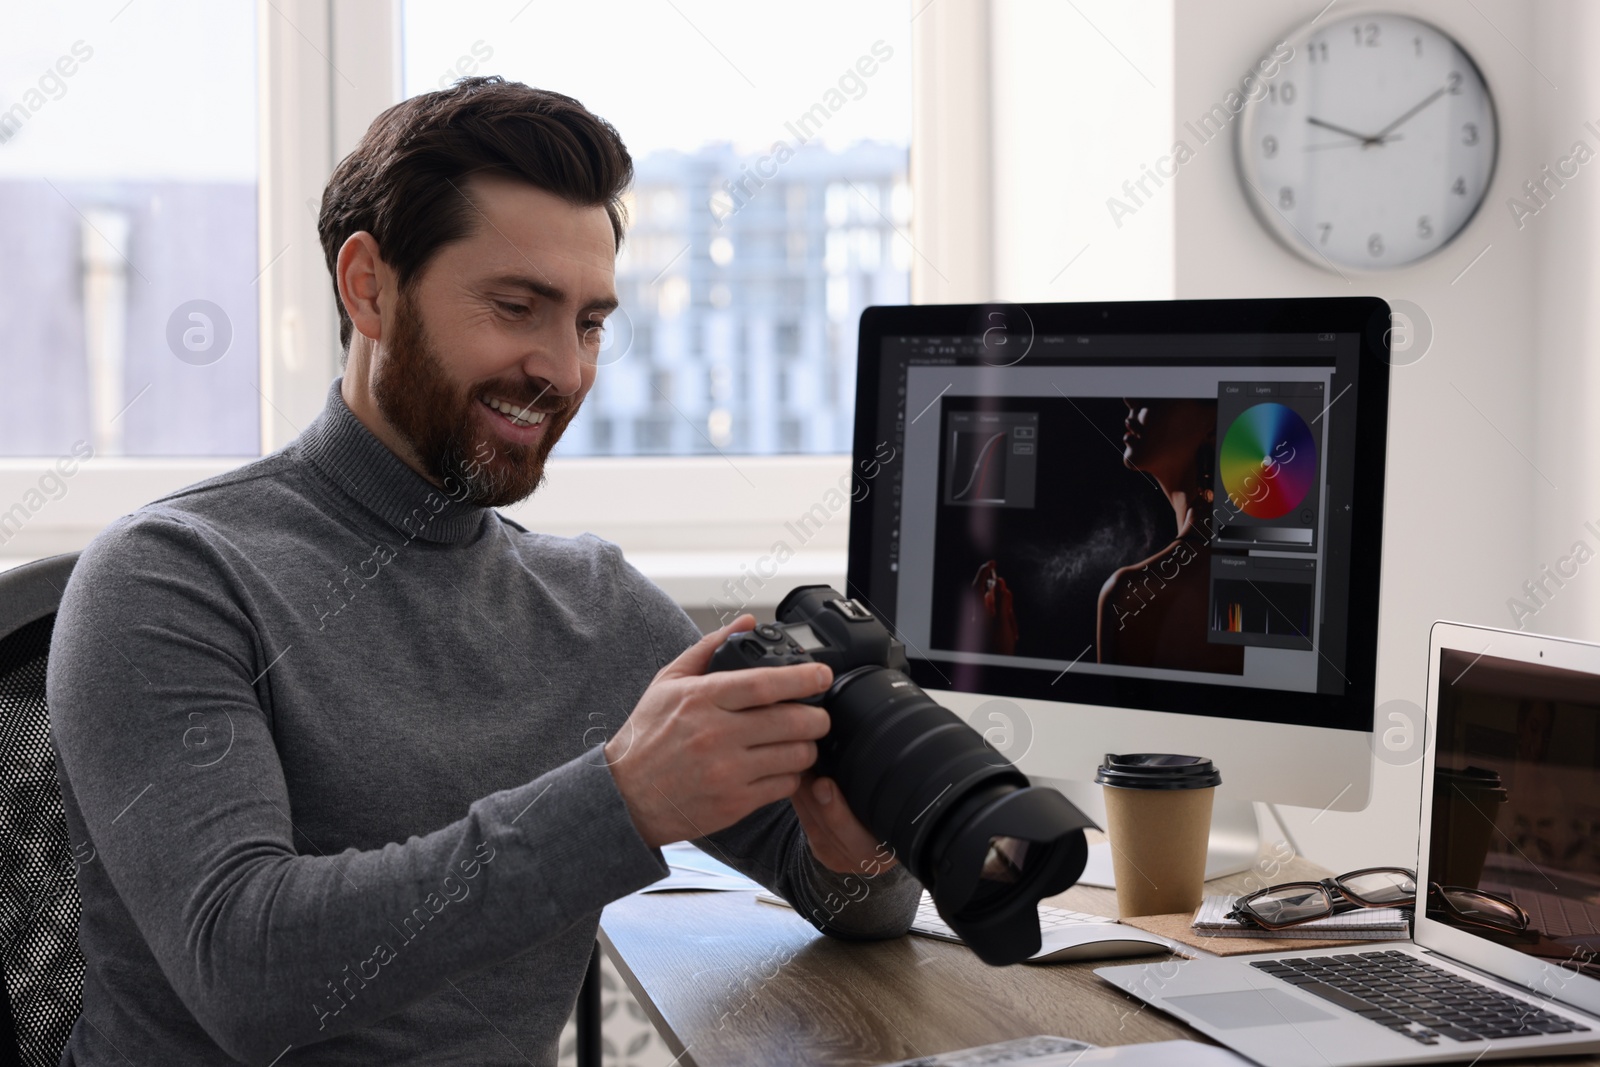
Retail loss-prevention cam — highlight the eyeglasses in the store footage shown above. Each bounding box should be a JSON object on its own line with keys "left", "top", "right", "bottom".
{"left": 1227, "top": 866, "right": 1530, "bottom": 935}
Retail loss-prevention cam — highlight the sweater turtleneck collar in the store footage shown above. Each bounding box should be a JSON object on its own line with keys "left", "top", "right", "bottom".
{"left": 296, "top": 379, "right": 490, "bottom": 545}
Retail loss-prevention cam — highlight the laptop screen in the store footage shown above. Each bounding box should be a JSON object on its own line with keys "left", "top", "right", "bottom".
{"left": 1433, "top": 648, "right": 1600, "bottom": 978}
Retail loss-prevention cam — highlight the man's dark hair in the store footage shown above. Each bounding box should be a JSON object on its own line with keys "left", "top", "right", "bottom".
{"left": 318, "top": 76, "right": 633, "bottom": 353}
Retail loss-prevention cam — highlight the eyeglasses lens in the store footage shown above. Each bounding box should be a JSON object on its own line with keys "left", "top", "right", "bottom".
{"left": 1248, "top": 885, "right": 1334, "bottom": 926}
{"left": 1339, "top": 869, "right": 1415, "bottom": 905}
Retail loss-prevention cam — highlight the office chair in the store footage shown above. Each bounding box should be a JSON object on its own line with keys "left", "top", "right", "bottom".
{"left": 0, "top": 551, "right": 607, "bottom": 1067}
{"left": 0, "top": 552, "right": 83, "bottom": 1067}
{"left": 578, "top": 941, "right": 602, "bottom": 1067}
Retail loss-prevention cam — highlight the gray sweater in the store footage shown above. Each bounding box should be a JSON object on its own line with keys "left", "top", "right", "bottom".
{"left": 47, "top": 382, "right": 919, "bottom": 1066}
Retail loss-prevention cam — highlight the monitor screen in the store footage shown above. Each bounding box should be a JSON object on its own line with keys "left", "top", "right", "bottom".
{"left": 1432, "top": 647, "right": 1600, "bottom": 975}
{"left": 847, "top": 299, "right": 1390, "bottom": 733}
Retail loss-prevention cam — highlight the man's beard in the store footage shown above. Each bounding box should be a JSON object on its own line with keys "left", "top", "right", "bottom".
{"left": 370, "top": 287, "right": 579, "bottom": 508}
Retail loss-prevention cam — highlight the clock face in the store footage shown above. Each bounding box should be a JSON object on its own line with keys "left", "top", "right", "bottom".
{"left": 1237, "top": 12, "right": 1498, "bottom": 271}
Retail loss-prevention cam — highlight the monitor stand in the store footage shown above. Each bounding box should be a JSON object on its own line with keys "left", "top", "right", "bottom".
{"left": 1048, "top": 780, "right": 1268, "bottom": 887}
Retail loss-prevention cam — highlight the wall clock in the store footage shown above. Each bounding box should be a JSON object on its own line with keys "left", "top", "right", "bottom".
{"left": 1237, "top": 11, "right": 1498, "bottom": 271}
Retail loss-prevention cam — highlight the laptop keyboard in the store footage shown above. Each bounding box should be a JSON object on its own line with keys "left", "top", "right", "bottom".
{"left": 911, "top": 892, "right": 1108, "bottom": 942}
{"left": 1250, "top": 950, "right": 1591, "bottom": 1045}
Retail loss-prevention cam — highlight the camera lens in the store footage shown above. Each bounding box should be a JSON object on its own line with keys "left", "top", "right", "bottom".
{"left": 819, "top": 666, "right": 1091, "bottom": 965}
{"left": 965, "top": 836, "right": 1032, "bottom": 909}
{"left": 981, "top": 836, "right": 1029, "bottom": 885}
{"left": 710, "top": 585, "right": 1095, "bottom": 966}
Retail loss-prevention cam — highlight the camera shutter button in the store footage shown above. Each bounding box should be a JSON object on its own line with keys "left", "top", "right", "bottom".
{"left": 755, "top": 623, "right": 783, "bottom": 641}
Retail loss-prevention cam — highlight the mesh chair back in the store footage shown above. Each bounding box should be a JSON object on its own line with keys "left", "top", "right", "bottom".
{"left": 0, "top": 554, "right": 84, "bottom": 1067}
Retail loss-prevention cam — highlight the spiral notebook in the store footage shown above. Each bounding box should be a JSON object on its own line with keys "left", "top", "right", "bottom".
{"left": 1192, "top": 894, "right": 1409, "bottom": 941}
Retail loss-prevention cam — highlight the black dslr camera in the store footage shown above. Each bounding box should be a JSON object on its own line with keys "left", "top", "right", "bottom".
{"left": 709, "top": 586, "right": 1093, "bottom": 966}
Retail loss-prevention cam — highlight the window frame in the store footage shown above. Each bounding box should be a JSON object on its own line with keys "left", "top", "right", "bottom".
{"left": 1, "top": 0, "right": 988, "bottom": 607}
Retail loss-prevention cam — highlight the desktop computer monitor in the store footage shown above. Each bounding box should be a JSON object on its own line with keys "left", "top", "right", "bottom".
{"left": 846, "top": 298, "right": 1391, "bottom": 870}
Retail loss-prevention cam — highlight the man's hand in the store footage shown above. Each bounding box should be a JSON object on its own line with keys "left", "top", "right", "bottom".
{"left": 791, "top": 774, "right": 899, "bottom": 876}
{"left": 605, "top": 616, "right": 833, "bottom": 848}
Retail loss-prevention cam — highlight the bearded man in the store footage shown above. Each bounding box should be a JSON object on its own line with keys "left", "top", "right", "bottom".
{"left": 48, "top": 76, "right": 918, "bottom": 1066}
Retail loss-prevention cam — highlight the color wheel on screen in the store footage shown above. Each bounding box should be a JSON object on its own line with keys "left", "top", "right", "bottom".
{"left": 1218, "top": 403, "right": 1317, "bottom": 520}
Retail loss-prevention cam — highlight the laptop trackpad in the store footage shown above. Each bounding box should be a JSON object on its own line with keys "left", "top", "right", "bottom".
{"left": 1168, "top": 989, "right": 1336, "bottom": 1029}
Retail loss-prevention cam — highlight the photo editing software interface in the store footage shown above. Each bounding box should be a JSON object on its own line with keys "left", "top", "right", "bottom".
{"left": 860, "top": 331, "right": 1363, "bottom": 704}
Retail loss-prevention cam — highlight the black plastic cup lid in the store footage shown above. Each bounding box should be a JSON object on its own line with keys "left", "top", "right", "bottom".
{"left": 1434, "top": 764, "right": 1506, "bottom": 795}
{"left": 1095, "top": 753, "right": 1221, "bottom": 790}
{"left": 1435, "top": 764, "right": 1502, "bottom": 784}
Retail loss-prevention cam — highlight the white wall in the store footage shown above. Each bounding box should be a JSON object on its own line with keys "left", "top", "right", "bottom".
{"left": 1168, "top": 0, "right": 1591, "bottom": 871}
{"left": 988, "top": 0, "right": 1600, "bottom": 872}
{"left": 991, "top": 0, "right": 1175, "bottom": 302}
{"left": 1530, "top": 0, "right": 1600, "bottom": 646}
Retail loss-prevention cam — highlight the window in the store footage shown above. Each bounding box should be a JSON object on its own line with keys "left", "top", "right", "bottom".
{"left": 400, "top": 0, "right": 912, "bottom": 456}
{"left": 0, "top": 1, "right": 258, "bottom": 458}
{"left": 2, "top": 1, "right": 982, "bottom": 578}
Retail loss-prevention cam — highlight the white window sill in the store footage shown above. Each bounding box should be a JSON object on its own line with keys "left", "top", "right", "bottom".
{"left": 0, "top": 453, "right": 857, "bottom": 608}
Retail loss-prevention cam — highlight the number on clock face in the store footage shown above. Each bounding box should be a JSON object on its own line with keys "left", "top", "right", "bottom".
{"left": 1238, "top": 12, "right": 1497, "bottom": 270}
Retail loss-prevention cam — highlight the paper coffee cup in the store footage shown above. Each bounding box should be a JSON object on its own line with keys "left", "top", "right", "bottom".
{"left": 1096, "top": 753, "right": 1221, "bottom": 918}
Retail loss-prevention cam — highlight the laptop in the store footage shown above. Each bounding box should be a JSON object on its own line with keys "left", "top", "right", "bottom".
{"left": 1096, "top": 621, "right": 1600, "bottom": 1065}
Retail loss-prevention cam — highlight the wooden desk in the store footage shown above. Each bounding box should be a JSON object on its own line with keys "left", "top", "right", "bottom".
{"left": 599, "top": 856, "right": 1600, "bottom": 1067}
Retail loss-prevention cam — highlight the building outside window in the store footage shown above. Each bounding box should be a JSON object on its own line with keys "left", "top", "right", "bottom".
{"left": 0, "top": 1, "right": 259, "bottom": 459}
{"left": 401, "top": 0, "right": 913, "bottom": 456}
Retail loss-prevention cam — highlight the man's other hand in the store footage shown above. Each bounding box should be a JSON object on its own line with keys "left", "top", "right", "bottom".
{"left": 790, "top": 774, "right": 899, "bottom": 876}
{"left": 605, "top": 615, "right": 832, "bottom": 848}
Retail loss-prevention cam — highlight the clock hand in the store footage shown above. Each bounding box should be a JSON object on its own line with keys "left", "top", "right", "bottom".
{"left": 1371, "top": 86, "right": 1448, "bottom": 143}
{"left": 1306, "top": 116, "right": 1381, "bottom": 145}
{"left": 1305, "top": 134, "right": 1405, "bottom": 151}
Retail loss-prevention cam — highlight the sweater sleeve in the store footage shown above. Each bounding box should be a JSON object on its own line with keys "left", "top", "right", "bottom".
{"left": 48, "top": 514, "right": 669, "bottom": 1066}
{"left": 606, "top": 544, "right": 922, "bottom": 939}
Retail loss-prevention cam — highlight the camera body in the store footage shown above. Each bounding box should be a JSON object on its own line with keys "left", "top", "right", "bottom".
{"left": 708, "top": 586, "right": 1093, "bottom": 966}
{"left": 708, "top": 586, "right": 906, "bottom": 694}
{"left": 709, "top": 588, "right": 908, "bottom": 784}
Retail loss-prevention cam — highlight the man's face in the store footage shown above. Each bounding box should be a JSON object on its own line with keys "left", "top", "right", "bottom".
{"left": 361, "top": 175, "right": 618, "bottom": 507}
